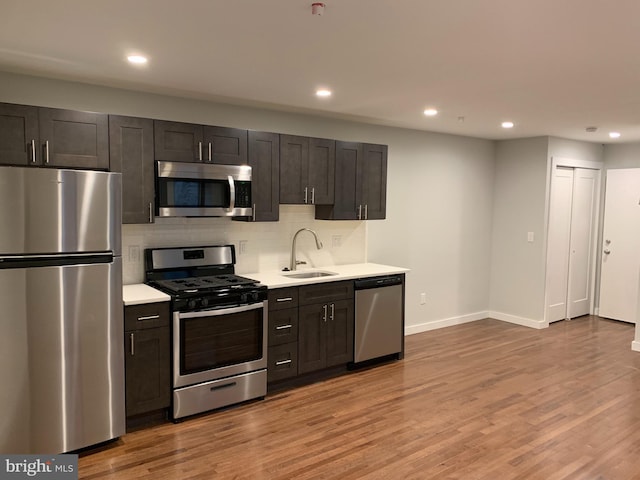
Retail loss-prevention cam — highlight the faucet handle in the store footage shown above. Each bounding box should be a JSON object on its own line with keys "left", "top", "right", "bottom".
{"left": 296, "top": 260, "right": 307, "bottom": 266}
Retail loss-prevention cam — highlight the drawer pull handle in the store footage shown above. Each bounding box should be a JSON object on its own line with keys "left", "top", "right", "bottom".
{"left": 137, "top": 314, "right": 160, "bottom": 321}
{"left": 211, "top": 381, "right": 237, "bottom": 391}
{"left": 275, "top": 359, "right": 292, "bottom": 366}
{"left": 129, "top": 333, "right": 135, "bottom": 356}
{"left": 275, "top": 324, "right": 293, "bottom": 330}
{"left": 276, "top": 297, "right": 293, "bottom": 302}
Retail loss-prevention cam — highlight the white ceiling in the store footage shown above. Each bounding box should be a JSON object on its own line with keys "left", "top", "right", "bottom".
{"left": 2, "top": 0, "right": 640, "bottom": 143}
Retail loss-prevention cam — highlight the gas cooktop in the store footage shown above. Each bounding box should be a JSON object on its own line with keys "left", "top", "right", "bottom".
{"left": 151, "top": 274, "right": 258, "bottom": 294}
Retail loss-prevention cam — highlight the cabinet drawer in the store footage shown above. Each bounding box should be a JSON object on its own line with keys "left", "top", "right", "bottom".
{"left": 268, "top": 287, "right": 299, "bottom": 310}
{"left": 268, "top": 308, "right": 298, "bottom": 346}
{"left": 268, "top": 343, "right": 298, "bottom": 382}
{"left": 299, "top": 281, "right": 353, "bottom": 306}
{"left": 124, "top": 302, "right": 170, "bottom": 331}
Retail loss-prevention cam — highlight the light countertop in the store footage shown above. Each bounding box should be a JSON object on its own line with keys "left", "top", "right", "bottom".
{"left": 123, "top": 263, "right": 409, "bottom": 303}
{"left": 243, "top": 263, "right": 409, "bottom": 289}
{"left": 123, "top": 284, "right": 171, "bottom": 306}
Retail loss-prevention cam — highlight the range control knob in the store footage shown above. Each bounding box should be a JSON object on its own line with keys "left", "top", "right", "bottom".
{"left": 201, "top": 298, "right": 209, "bottom": 308}
{"left": 251, "top": 292, "right": 260, "bottom": 302}
{"left": 188, "top": 299, "right": 198, "bottom": 310}
{"left": 240, "top": 293, "right": 248, "bottom": 304}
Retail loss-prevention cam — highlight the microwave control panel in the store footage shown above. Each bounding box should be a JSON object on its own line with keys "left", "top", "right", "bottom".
{"left": 235, "top": 181, "right": 251, "bottom": 208}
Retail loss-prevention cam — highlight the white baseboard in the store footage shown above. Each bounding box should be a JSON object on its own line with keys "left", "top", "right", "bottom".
{"left": 488, "top": 311, "right": 548, "bottom": 329}
{"left": 632, "top": 341, "right": 640, "bottom": 352}
{"left": 405, "top": 311, "right": 488, "bottom": 336}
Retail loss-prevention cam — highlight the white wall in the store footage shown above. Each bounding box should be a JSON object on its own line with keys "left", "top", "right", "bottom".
{"left": 489, "top": 137, "right": 550, "bottom": 326}
{"left": 0, "top": 70, "right": 497, "bottom": 333}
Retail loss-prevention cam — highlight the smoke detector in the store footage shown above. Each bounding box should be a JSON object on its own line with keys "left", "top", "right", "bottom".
{"left": 585, "top": 126, "right": 598, "bottom": 133}
{"left": 312, "top": 2, "right": 325, "bottom": 15}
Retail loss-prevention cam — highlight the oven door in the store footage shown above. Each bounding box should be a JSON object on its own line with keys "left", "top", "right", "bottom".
{"left": 173, "top": 301, "right": 267, "bottom": 388}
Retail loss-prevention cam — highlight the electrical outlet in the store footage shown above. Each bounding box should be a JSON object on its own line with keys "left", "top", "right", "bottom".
{"left": 420, "top": 292, "right": 426, "bottom": 304}
{"left": 332, "top": 235, "right": 342, "bottom": 247}
{"left": 239, "top": 240, "right": 248, "bottom": 254}
{"left": 527, "top": 232, "right": 535, "bottom": 243}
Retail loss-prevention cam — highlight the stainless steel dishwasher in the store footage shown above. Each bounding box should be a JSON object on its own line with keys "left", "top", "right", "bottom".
{"left": 354, "top": 274, "right": 404, "bottom": 363}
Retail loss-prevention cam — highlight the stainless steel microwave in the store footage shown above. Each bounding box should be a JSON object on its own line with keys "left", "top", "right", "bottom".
{"left": 155, "top": 161, "right": 252, "bottom": 217}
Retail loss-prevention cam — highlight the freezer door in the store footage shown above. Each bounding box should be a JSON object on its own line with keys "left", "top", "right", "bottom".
{"left": 0, "top": 257, "right": 125, "bottom": 454}
{"left": 0, "top": 166, "right": 121, "bottom": 255}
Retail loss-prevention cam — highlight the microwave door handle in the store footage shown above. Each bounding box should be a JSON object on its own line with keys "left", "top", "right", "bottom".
{"left": 227, "top": 175, "right": 236, "bottom": 212}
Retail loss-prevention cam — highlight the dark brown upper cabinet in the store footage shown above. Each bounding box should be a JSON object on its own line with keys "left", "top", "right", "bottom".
{"left": 0, "top": 102, "right": 108, "bottom": 169}
{"left": 279, "top": 135, "right": 335, "bottom": 205}
{"left": 234, "top": 130, "right": 279, "bottom": 222}
{"left": 154, "top": 120, "right": 247, "bottom": 165}
{"left": 109, "top": 115, "right": 155, "bottom": 224}
{"left": 315, "top": 141, "right": 387, "bottom": 220}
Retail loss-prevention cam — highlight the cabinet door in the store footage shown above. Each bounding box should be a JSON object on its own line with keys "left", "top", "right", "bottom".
{"left": 315, "top": 141, "right": 362, "bottom": 220}
{"left": 0, "top": 103, "right": 39, "bottom": 166}
{"left": 125, "top": 326, "right": 171, "bottom": 416}
{"left": 109, "top": 115, "right": 155, "bottom": 224}
{"left": 279, "top": 134, "right": 309, "bottom": 204}
{"left": 362, "top": 143, "right": 387, "bottom": 220}
{"left": 325, "top": 299, "right": 354, "bottom": 367}
{"left": 154, "top": 120, "right": 204, "bottom": 162}
{"left": 298, "top": 304, "right": 327, "bottom": 374}
{"left": 247, "top": 130, "right": 279, "bottom": 221}
{"left": 38, "top": 108, "right": 109, "bottom": 169}
{"left": 204, "top": 126, "right": 247, "bottom": 165}
{"left": 308, "top": 138, "right": 335, "bottom": 205}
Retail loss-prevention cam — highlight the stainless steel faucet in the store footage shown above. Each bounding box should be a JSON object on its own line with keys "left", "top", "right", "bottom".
{"left": 290, "top": 228, "right": 323, "bottom": 270}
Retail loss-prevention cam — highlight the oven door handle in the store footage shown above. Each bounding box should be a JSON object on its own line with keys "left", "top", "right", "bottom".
{"left": 177, "top": 301, "right": 264, "bottom": 319}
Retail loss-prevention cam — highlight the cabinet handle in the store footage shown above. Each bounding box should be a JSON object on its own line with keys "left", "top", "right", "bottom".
{"left": 130, "top": 333, "right": 135, "bottom": 356}
{"left": 148, "top": 202, "right": 154, "bottom": 223}
{"left": 323, "top": 304, "right": 328, "bottom": 322}
{"left": 311, "top": 187, "right": 315, "bottom": 205}
{"left": 357, "top": 205, "right": 362, "bottom": 220}
{"left": 44, "top": 140, "right": 50, "bottom": 164}
{"left": 198, "top": 141, "right": 203, "bottom": 161}
{"left": 30, "top": 139, "right": 36, "bottom": 163}
{"left": 276, "top": 297, "right": 293, "bottom": 302}
{"left": 208, "top": 142, "right": 212, "bottom": 162}
{"left": 330, "top": 303, "right": 335, "bottom": 321}
{"left": 304, "top": 187, "right": 308, "bottom": 204}
{"left": 275, "top": 324, "right": 293, "bottom": 330}
{"left": 137, "top": 314, "right": 160, "bottom": 321}
{"left": 365, "top": 204, "right": 368, "bottom": 220}
{"left": 275, "top": 359, "right": 292, "bottom": 366}
{"left": 252, "top": 203, "right": 256, "bottom": 222}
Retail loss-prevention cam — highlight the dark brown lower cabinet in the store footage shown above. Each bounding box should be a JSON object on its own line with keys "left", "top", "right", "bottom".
{"left": 124, "top": 303, "right": 171, "bottom": 419}
{"left": 298, "top": 299, "right": 354, "bottom": 374}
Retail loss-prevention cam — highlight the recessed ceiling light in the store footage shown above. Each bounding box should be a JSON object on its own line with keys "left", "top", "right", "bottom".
{"left": 316, "top": 89, "right": 332, "bottom": 97}
{"left": 609, "top": 131, "right": 621, "bottom": 139}
{"left": 127, "top": 55, "right": 148, "bottom": 65}
{"left": 423, "top": 108, "right": 438, "bottom": 117}
{"left": 501, "top": 121, "right": 515, "bottom": 129}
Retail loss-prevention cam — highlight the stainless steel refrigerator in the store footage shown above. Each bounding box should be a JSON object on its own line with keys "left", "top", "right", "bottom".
{"left": 0, "top": 166, "right": 125, "bottom": 454}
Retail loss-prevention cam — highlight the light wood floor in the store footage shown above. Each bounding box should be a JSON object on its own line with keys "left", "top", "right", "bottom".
{"left": 79, "top": 317, "right": 640, "bottom": 479}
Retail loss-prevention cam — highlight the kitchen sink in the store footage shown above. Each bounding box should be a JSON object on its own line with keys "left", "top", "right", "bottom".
{"left": 282, "top": 270, "right": 338, "bottom": 279}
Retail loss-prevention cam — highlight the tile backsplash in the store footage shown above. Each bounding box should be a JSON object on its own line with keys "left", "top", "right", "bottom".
{"left": 122, "top": 205, "right": 367, "bottom": 284}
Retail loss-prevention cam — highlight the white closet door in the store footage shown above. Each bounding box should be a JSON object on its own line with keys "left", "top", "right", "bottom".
{"left": 599, "top": 168, "right": 640, "bottom": 323}
{"left": 567, "top": 168, "right": 598, "bottom": 318}
{"left": 546, "top": 167, "right": 574, "bottom": 322}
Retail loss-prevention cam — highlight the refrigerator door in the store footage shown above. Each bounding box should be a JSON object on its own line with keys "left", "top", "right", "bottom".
{"left": 0, "top": 167, "right": 121, "bottom": 255}
{"left": 0, "top": 257, "right": 125, "bottom": 454}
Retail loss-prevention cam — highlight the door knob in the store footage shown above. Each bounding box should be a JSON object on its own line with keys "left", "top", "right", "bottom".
{"left": 604, "top": 249, "right": 611, "bottom": 254}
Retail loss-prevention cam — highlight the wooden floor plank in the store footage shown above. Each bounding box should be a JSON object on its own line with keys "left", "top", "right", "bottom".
{"left": 79, "top": 316, "right": 640, "bottom": 479}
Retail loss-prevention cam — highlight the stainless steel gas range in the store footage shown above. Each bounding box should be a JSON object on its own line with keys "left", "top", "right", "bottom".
{"left": 145, "top": 245, "right": 267, "bottom": 420}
